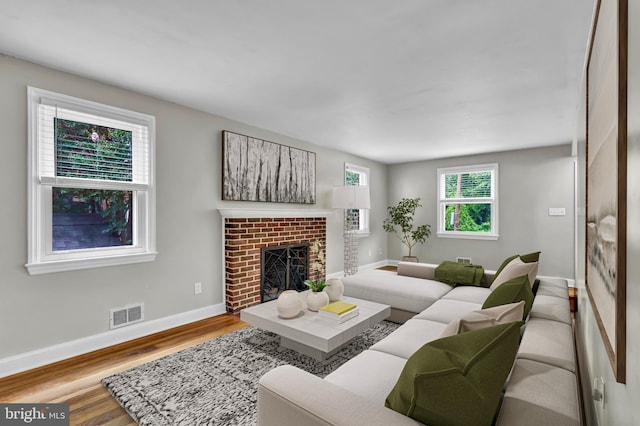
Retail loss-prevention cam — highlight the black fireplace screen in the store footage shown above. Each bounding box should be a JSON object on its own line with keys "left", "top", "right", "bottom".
{"left": 261, "top": 243, "right": 309, "bottom": 302}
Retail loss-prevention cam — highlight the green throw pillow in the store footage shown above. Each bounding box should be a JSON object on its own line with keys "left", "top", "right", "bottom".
{"left": 385, "top": 321, "right": 524, "bottom": 426}
{"left": 482, "top": 275, "right": 534, "bottom": 319}
{"left": 492, "top": 251, "right": 541, "bottom": 285}
{"left": 519, "top": 251, "right": 541, "bottom": 263}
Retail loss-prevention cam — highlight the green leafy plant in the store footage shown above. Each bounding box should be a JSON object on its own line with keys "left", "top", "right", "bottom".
{"left": 304, "top": 240, "right": 327, "bottom": 292}
{"left": 383, "top": 197, "right": 431, "bottom": 257}
{"left": 304, "top": 278, "right": 327, "bottom": 292}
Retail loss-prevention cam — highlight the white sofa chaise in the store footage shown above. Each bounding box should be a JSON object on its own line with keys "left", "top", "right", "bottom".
{"left": 257, "top": 262, "right": 580, "bottom": 426}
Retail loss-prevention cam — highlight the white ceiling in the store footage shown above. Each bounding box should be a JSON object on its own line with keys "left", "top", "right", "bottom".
{"left": 0, "top": 1, "right": 594, "bottom": 164}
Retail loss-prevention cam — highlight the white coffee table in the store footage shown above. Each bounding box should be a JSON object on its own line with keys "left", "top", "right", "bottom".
{"left": 240, "top": 291, "right": 391, "bottom": 360}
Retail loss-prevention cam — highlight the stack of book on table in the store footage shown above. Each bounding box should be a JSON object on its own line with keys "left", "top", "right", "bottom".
{"left": 318, "top": 301, "right": 359, "bottom": 324}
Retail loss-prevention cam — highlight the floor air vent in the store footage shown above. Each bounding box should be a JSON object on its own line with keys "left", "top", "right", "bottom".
{"left": 110, "top": 303, "right": 144, "bottom": 329}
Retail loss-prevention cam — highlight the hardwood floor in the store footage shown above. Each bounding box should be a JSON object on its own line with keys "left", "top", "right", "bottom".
{"left": 377, "top": 265, "right": 398, "bottom": 272}
{"left": 0, "top": 314, "right": 247, "bottom": 425}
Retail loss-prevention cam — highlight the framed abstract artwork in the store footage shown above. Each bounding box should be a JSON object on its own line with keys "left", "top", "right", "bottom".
{"left": 585, "top": 0, "right": 627, "bottom": 383}
{"left": 222, "top": 131, "right": 316, "bottom": 204}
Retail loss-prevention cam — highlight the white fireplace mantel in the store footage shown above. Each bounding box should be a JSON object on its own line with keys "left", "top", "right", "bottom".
{"left": 218, "top": 208, "right": 334, "bottom": 219}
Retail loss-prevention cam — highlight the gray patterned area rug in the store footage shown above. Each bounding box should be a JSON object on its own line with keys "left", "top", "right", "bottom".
{"left": 102, "top": 321, "right": 399, "bottom": 425}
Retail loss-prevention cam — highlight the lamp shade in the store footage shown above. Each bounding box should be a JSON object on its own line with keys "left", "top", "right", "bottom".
{"left": 332, "top": 186, "right": 370, "bottom": 209}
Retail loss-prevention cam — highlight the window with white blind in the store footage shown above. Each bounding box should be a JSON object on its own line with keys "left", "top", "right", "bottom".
{"left": 26, "top": 87, "right": 156, "bottom": 274}
{"left": 436, "top": 163, "right": 499, "bottom": 240}
{"left": 345, "top": 163, "right": 370, "bottom": 235}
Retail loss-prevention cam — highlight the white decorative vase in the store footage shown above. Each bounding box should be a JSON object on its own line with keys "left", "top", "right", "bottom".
{"left": 306, "top": 291, "right": 330, "bottom": 312}
{"left": 276, "top": 290, "right": 302, "bottom": 318}
{"left": 323, "top": 278, "right": 344, "bottom": 302}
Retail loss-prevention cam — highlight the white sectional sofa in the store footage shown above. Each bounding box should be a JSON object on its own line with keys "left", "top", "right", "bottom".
{"left": 257, "top": 261, "right": 581, "bottom": 426}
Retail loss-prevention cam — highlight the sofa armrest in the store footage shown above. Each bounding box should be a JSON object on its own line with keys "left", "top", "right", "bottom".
{"left": 397, "top": 261, "right": 438, "bottom": 279}
{"left": 257, "top": 365, "right": 421, "bottom": 426}
{"left": 484, "top": 269, "right": 496, "bottom": 284}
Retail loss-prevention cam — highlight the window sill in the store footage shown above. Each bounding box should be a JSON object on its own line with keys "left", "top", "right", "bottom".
{"left": 26, "top": 252, "right": 157, "bottom": 275}
{"left": 436, "top": 232, "right": 499, "bottom": 241}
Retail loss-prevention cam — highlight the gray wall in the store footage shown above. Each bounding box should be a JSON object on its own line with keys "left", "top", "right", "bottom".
{"left": 574, "top": 1, "right": 640, "bottom": 423}
{"left": 0, "top": 55, "right": 388, "bottom": 360}
{"left": 387, "top": 145, "right": 575, "bottom": 277}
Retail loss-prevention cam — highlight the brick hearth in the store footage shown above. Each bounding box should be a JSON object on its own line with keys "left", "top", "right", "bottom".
{"left": 224, "top": 216, "right": 327, "bottom": 313}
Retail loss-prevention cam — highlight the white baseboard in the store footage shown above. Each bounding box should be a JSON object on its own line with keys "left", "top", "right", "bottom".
{"left": 359, "top": 259, "right": 393, "bottom": 271}
{"left": 0, "top": 303, "right": 227, "bottom": 378}
{"left": 326, "top": 259, "right": 392, "bottom": 279}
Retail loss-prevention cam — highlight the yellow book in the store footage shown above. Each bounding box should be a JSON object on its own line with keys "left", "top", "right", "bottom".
{"left": 320, "top": 301, "right": 357, "bottom": 315}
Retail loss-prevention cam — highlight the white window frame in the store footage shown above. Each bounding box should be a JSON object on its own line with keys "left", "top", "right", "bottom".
{"left": 345, "top": 162, "right": 370, "bottom": 236}
{"left": 26, "top": 87, "right": 157, "bottom": 274}
{"left": 436, "top": 163, "right": 499, "bottom": 240}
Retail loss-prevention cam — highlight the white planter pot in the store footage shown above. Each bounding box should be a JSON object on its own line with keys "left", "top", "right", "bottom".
{"left": 323, "top": 278, "right": 344, "bottom": 302}
{"left": 306, "top": 291, "right": 329, "bottom": 312}
{"left": 276, "top": 290, "right": 302, "bottom": 318}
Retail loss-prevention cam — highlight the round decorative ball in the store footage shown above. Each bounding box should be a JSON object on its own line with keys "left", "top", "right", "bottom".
{"left": 276, "top": 290, "right": 302, "bottom": 318}
{"left": 323, "top": 278, "right": 344, "bottom": 302}
{"left": 306, "top": 291, "right": 330, "bottom": 312}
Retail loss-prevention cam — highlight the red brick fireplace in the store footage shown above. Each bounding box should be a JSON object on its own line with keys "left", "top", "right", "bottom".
{"left": 220, "top": 209, "right": 331, "bottom": 313}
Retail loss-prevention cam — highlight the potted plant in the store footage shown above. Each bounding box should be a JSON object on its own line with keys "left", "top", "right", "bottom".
{"left": 304, "top": 240, "right": 330, "bottom": 311}
{"left": 383, "top": 197, "right": 431, "bottom": 262}
{"left": 304, "top": 278, "right": 327, "bottom": 293}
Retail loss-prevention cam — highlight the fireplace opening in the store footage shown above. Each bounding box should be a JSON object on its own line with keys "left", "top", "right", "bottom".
{"left": 261, "top": 243, "right": 309, "bottom": 302}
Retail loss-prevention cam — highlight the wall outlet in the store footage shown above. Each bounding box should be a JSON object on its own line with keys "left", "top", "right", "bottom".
{"left": 549, "top": 207, "right": 566, "bottom": 216}
{"left": 194, "top": 282, "right": 202, "bottom": 295}
{"left": 456, "top": 257, "right": 472, "bottom": 264}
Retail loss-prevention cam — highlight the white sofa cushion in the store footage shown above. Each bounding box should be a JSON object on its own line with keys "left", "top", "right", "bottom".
{"left": 369, "top": 318, "right": 448, "bottom": 359}
{"left": 537, "top": 277, "right": 570, "bottom": 290}
{"left": 258, "top": 365, "right": 422, "bottom": 426}
{"left": 413, "top": 299, "right": 482, "bottom": 324}
{"left": 529, "top": 294, "right": 572, "bottom": 325}
{"left": 325, "top": 349, "right": 407, "bottom": 406}
{"left": 496, "top": 359, "right": 580, "bottom": 426}
{"left": 441, "top": 285, "right": 491, "bottom": 304}
{"left": 536, "top": 284, "right": 569, "bottom": 299}
{"left": 517, "top": 318, "right": 576, "bottom": 372}
{"left": 342, "top": 270, "right": 453, "bottom": 313}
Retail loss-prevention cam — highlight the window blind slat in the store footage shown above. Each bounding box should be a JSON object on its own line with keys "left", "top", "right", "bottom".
{"left": 441, "top": 170, "right": 494, "bottom": 199}
{"left": 38, "top": 104, "right": 150, "bottom": 185}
